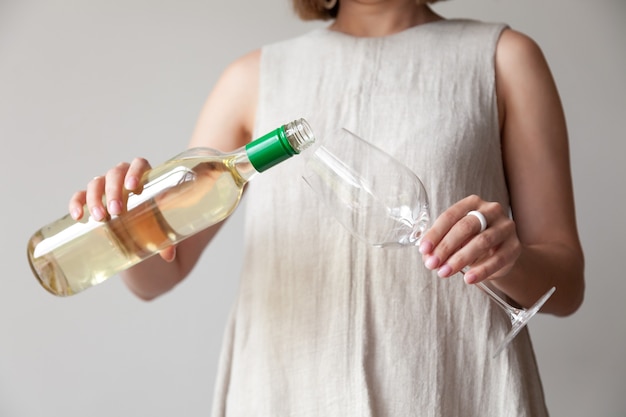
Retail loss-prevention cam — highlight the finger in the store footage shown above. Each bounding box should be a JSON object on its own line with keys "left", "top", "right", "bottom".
{"left": 435, "top": 226, "right": 504, "bottom": 278}
{"left": 466, "top": 210, "right": 487, "bottom": 233}
{"left": 124, "top": 157, "right": 151, "bottom": 192}
{"left": 159, "top": 246, "right": 176, "bottom": 263}
{"left": 420, "top": 195, "right": 484, "bottom": 256}
{"left": 104, "top": 162, "right": 130, "bottom": 216}
{"left": 424, "top": 208, "right": 493, "bottom": 272}
{"left": 69, "top": 190, "right": 87, "bottom": 220}
{"left": 463, "top": 234, "right": 521, "bottom": 284}
{"left": 421, "top": 196, "right": 505, "bottom": 270}
{"left": 86, "top": 176, "right": 107, "bottom": 221}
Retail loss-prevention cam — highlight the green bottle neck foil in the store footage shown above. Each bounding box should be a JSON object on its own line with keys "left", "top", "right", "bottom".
{"left": 245, "top": 119, "right": 314, "bottom": 172}
{"left": 245, "top": 126, "right": 298, "bottom": 172}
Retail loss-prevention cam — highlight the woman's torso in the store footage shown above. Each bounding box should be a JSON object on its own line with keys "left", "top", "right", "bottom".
{"left": 212, "top": 20, "right": 549, "bottom": 417}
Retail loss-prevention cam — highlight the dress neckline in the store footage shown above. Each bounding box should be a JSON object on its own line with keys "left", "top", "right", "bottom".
{"left": 315, "top": 18, "right": 454, "bottom": 42}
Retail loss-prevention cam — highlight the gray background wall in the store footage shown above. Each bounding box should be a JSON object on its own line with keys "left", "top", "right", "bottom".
{"left": 1, "top": 0, "right": 624, "bottom": 416}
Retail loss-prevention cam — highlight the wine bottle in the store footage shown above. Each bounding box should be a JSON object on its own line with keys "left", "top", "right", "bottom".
{"left": 27, "top": 118, "right": 315, "bottom": 296}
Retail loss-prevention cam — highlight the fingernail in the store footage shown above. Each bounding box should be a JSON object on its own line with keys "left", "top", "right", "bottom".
{"left": 464, "top": 272, "right": 477, "bottom": 284}
{"left": 437, "top": 264, "right": 452, "bottom": 278}
{"left": 166, "top": 247, "right": 176, "bottom": 262}
{"left": 125, "top": 177, "right": 138, "bottom": 190}
{"left": 108, "top": 200, "right": 122, "bottom": 215}
{"left": 91, "top": 207, "right": 105, "bottom": 221}
{"left": 425, "top": 255, "right": 440, "bottom": 270}
{"left": 419, "top": 240, "right": 433, "bottom": 254}
{"left": 70, "top": 208, "right": 81, "bottom": 220}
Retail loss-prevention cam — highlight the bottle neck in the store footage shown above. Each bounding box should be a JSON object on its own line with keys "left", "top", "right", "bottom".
{"left": 245, "top": 119, "right": 315, "bottom": 172}
{"left": 232, "top": 152, "right": 259, "bottom": 183}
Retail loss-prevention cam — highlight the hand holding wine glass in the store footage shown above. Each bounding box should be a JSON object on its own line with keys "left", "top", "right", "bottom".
{"left": 418, "top": 194, "right": 522, "bottom": 286}
{"left": 302, "top": 127, "right": 555, "bottom": 357}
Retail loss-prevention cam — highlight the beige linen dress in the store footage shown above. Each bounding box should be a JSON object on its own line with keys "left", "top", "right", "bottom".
{"left": 211, "top": 19, "right": 549, "bottom": 417}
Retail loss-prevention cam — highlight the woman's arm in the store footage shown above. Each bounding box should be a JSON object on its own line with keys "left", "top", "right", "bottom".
{"left": 494, "top": 29, "right": 584, "bottom": 316}
{"left": 71, "top": 50, "right": 261, "bottom": 301}
{"left": 419, "top": 29, "right": 584, "bottom": 316}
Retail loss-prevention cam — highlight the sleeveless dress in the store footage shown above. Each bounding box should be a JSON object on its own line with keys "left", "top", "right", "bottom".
{"left": 211, "top": 20, "right": 549, "bottom": 417}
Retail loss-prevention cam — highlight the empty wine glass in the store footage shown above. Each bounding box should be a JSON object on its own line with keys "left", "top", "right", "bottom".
{"left": 302, "top": 127, "right": 555, "bottom": 357}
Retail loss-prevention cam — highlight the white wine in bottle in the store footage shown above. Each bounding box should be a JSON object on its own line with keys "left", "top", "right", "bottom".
{"left": 27, "top": 119, "right": 315, "bottom": 296}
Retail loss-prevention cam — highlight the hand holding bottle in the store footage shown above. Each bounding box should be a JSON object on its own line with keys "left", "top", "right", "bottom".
{"left": 68, "top": 157, "right": 178, "bottom": 262}
{"left": 27, "top": 118, "right": 315, "bottom": 296}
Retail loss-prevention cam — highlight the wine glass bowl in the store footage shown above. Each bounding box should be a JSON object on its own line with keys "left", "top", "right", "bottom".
{"left": 302, "top": 129, "right": 430, "bottom": 248}
{"left": 302, "top": 127, "right": 555, "bottom": 357}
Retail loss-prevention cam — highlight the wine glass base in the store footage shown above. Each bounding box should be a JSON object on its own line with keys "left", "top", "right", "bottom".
{"left": 492, "top": 286, "right": 556, "bottom": 358}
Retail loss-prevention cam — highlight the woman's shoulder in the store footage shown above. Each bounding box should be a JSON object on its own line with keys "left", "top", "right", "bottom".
{"left": 187, "top": 49, "right": 261, "bottom": 149}
{"left": 495, "top": 27, "right": 552, "bottom": 97}
{"left": 222, "top": 49, "right": 261, "bottom": 82}
{"left": 496, "top": 28, "right": 546, "bottom": 65}
{"left": 494, "top": 26, "right": 562, "bottom": 151}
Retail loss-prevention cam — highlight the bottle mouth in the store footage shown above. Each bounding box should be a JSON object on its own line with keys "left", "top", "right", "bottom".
{"left": 283, "top": 118, "right": 316, "bottom": 153}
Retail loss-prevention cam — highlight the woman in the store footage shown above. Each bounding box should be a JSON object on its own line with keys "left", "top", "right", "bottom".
{"left": 71, "top": 0, "right": 585, "bottom": 415}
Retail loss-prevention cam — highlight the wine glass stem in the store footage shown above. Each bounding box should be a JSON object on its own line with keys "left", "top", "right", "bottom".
{"left": 475, "top": 281, "right": 522, "bottom": 322}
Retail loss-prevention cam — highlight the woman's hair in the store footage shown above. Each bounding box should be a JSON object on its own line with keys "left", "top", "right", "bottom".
{"left": 292, "top": 0, "right": 441, "bottom": 21}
